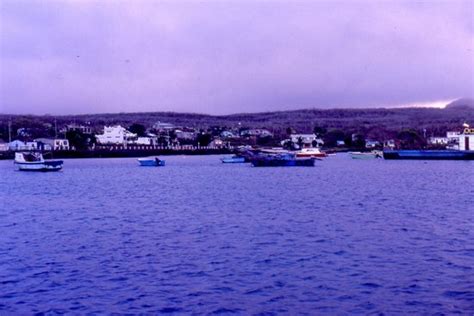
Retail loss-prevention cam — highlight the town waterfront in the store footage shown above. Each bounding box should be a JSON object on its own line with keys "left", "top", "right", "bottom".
{"left": 1, "top": 155, "right": 473, "bottom": 314}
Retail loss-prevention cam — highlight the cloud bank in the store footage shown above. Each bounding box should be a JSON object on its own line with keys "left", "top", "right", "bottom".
{"left": 1, "top": 0, "right": 473, "bottom": 114}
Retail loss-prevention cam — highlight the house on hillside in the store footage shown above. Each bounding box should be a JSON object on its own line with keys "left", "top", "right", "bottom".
{"left": 290, "top": 134, "right": 324, "bottom": 148}
{"left": 35, "top": 138, "right": 70, "bottom": 150}
{"left": 427, "top": 137, "right": 448, "bottom": 146}
{"left": 96, "top": 125, "right": 137, "bottom": 145}
{"left": 208, "top": 138, "right": 224, "bottom": 148}
{"left": 153, "top": 121, "right": 175, "bottom": 132}
{"left": 365, "top": 140, "right": 381, "bottom": 149}
{"left": 240, "top": 129, "right": 273, "bottom": 138}
{"left": 175, "top": 130, "right": 197, "bottom": 141}
{"left": 336, "top": 140, "right": 346, "bottom": 147}
{"left": 0, "top": 139, "right": 8, "bottom": 151}
{"left": 220, "top": 130, "right": 238, "bottom": 138}
{"left": 63, "top": 123, "right": 92, "bottom": 134}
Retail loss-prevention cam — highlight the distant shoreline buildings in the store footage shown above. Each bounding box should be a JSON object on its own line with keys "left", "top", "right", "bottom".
{"left": 0, "top": 118, "right": 472, "bottom": 156}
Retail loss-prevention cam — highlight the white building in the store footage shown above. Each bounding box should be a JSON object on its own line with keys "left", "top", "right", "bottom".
{"left": 365, "top": 140, "right": 381, "bottom": 148}
{"left": 428, "top": 137, "right": 449, "bottom": 145}
{"left": 220, "top": 131, "right": 237, "bottom": 138}
{"left": 459, "top": 126, "right": 474, "bottom": 151}
{"left": 135, "top": 137, "right": 155, "bottom": 145}
{"left": 0, "top": 140, "right": 8, "bottom": 151}
{"left": 35, "top": 138, "right": 70, "bottom": 150}
{"left": 240, "top": 129, "right": 273, "bottom": 138}
{"left": 384, "top": 140, "right": 396, "bottom": 149}
{"left": 175, "top": 130, "right": 196, "bottom": 141}
{"left": 8, "top": 140, "right": 38, "bottom": 151}
{"left": 64, "top": 124, "right": 92, "bottom": 134}
{"left": 289, "top": 134, "right": 324, "bottom": 147}
{"left": 96, "top": 126, "right": 137, "bottom": 145}
{"left": 153, "top": 121, "right": 175, "bottom": 132}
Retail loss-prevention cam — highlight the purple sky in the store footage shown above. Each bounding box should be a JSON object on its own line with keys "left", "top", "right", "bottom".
{"left": 1, "top": 0, "right": 473, "bottom": 115}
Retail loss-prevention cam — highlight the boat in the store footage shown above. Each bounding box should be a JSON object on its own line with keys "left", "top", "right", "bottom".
{"left": 295, "top": 147, "right": 328, "bottom": 158}
{"left": 350, "top": 151, "right": 383, "bottom": 159}
{"left": 221, "top": 156, "right": 246, "bottom": 163}
{"left": 383, "top": 124, "right": 474, "bottom": 160}
{"left": 250, "top": 153, "right": 316, "bottom": 167}
{"left": 137, "top": 157, "right": 166, "bottom": 166}
{"left": 14, "top": 152, "right": 63, "bottom": 171}
{"left": 383, "top": 150, "right": 474, "bottom": 160}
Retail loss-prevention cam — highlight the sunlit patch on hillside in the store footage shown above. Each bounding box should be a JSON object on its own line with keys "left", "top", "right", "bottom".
{"left": 393, "top": 99, "right": 455, "bottom": 109}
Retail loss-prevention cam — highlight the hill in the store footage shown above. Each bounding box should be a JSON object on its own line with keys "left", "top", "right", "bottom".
{"left": 1, "top": 99, "right": 473, "bottom": 141}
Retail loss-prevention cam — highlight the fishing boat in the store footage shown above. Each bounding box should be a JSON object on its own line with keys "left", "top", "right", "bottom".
{"left": 137, "top": 157, "right": 166, "bottom": 166}
{"left": 250, "top": 153, "right": 316, "bottom": 167}
{"left": 350, "top": 151, "right": 383, "bottom": 159}
{"left": 295, "top": 147, "right": 328, "bottom": 158}
{"left": 14, "top": 152, "right": 63, "bottom": 172}
{"left": 221, "top": 156, "right": 246, "bottom": 163}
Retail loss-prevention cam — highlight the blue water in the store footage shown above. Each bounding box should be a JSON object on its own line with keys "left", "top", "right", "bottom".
{"left": 1, "top": 155, "right": 473, "bottom": 314}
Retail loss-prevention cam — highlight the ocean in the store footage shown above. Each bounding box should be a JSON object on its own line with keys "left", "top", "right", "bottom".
{"left": 1, "top": 154, "right": 473, "bottom": 314}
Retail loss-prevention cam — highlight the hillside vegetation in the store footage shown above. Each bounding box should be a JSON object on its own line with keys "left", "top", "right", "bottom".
{"left": 1, "top": 99, "right": 473, "bottom": 141}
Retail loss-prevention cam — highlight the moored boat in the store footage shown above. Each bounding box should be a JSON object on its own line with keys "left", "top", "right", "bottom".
{"left": 350, "top": 151, "right": 383, "bottom": 159}
{"left": 138, "top": 157, "right": 166, "bottom": 166}
{"left": 221, "top": 156, "right": 246, "bottom": 163}
{"left": 295, "top": 147, "right": 328, "bottom": 158}
{"left": 14, "top": 152, "right": 63, "bottom": 172}
{"left": 250, "top": 153, "right": 316, "bottom": 167}
{"left": 383, "top": 150, "right": 474, "bottom": 160}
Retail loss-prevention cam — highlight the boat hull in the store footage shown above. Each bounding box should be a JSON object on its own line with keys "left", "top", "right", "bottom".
{"left": 296, "top": 153, "right": 327, "bottom": 158}
{"left": 383, "top": 150, "right": 474, "bottom": 160}
{"left": 138, "top": 158, "right": 165, "bottom": 166}
{"left": 221, "top": 157, "right": 246, "bottom": 163}
{"left": 350, "top": 153, "right": 380, "bottom": 159}
{"left": 15, "top": 160, "right": 63, "bottom": 172}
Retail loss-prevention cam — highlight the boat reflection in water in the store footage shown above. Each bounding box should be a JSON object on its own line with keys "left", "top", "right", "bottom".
{"left": 14, "top": 152, "right": 63, "bottom": 172}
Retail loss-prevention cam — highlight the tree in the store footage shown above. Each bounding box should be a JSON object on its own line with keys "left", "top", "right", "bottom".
{"left": 128, "top": 123, "right": 146, "bottom": 137}
{"left": 196, "top": 133, "right": 212, "bottom": 146}
{"left": 297, "top": 136, "right": 304, "bottom": 149}
{"left": 323, "top": 129, "right": 346, "bottom": 147}
{"left": 66, "top": 130, "right": 90, "bottom": 150}
{"left": 352, "top": 134, "right": 366, "bottom": 149}
{"left": 313, "top": 125, "right": 327, "bottom": 137}
{"left": 397, "top": 129, "right": 426, "bottom": 149}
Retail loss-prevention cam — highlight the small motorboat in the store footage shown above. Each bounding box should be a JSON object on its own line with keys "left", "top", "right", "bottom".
{"left": 14, "top": 152, "right": 63, "bottom": 172}
{"left": 221, "top": 156, "right": 246, "bottom": 163}
{"left": 138, "top": 157, "right": 166, "bottom": 166}
{"left": 295, "top": 147, "right": 328, "bottom": 158}
{"left": 349, "top": 151, "right": 383, "bottom": 159}
{"left": 250, "top": 153, "right": 316, "bottom": 167}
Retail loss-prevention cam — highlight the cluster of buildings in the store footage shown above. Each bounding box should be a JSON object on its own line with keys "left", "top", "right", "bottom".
{"left": 2, "top": 120, "right": 472, "bottom": 153}
{"left": 1, "top": 138, "right": 70, "bottom": 152}
{"left": 0, "top": 121, "right": 278, "bottom": 152}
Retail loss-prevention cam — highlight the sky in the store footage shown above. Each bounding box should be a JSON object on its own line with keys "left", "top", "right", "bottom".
{"left": 0, "top": 0, "right": 473, "bottom": 115}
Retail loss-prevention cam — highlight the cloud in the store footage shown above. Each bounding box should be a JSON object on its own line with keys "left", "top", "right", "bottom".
{"left": 0, "top": 0, "right": 473, "bottom": 114}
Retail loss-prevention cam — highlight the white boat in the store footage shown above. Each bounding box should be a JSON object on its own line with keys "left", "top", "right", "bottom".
{"left": 349, "top": 151, "right": 383, "bottom": 159}
{"left": 14, "top": 152, "right": 63, "bottom": 171}
{"left": 295, "top": 147, "right": 328, "bottom": 158}
{"left": 137, "top": 157, "right": 165, "bottom": 166}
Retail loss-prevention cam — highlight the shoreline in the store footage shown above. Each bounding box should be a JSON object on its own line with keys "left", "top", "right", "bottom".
{"left": 0, "top": 148, "right": 234, "bottom": 160}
